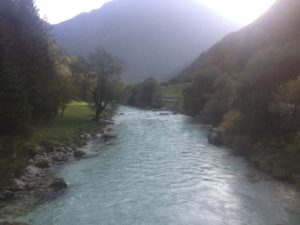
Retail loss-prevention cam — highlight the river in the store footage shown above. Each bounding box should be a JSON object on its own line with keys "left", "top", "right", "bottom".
{"left": 16, "top": 107, "right": 300, "bottom": 225}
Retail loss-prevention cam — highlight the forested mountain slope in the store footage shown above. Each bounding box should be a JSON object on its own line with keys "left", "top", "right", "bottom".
{"left": 173, "top": 0, "right": 300, "bottom": 83}
{"left": 173, "top": 0, "right": 300, "bottom": 185}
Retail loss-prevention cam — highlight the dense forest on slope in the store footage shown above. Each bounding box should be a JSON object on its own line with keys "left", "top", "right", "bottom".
{"left": 174, "top": 0, "right": 300, "bottom": 184}
{"left": 52, "top": 0, "right": 240, "bottom": 82}
{"left": 0, "top": 0, "right": 124, "bottom": 188}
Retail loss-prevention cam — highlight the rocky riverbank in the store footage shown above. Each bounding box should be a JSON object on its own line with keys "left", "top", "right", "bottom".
{"left": 0, "top": 121, "right": 117, "bottom": 221}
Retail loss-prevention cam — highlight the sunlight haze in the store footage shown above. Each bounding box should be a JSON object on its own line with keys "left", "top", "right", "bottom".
{"left": 35, "top": 0, "right": 276, "bottom": 25}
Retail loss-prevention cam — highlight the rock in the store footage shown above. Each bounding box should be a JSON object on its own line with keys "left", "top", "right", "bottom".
{"left": 105, "top": 127, "right": 114, "bottom": 132}
{"left": 0, "top": 222, "right": 29, "bottom": 225}
{"left": 74, "top": 150, "right": 86, "bottom": 158}
{"left": 246, "top": 173, "right": 260, "bottom": 183}
{"left": 119, "top": 113, "right": 124, "bottom": 115}
{"left": 100, "top": 119, "right": 114, "bottom": 125}
{"left": 34, "top": 159, "right": 51, "bottom": 169}
{"left": 50, "top": 178, "right": 68, "bottom": 191}
{"left": 25, "top": 165, "right": 40, "bottom": 177}
{"left": 159, "top": 112, "right": 170, "bottom": 116}
{"left": 102, "top": 132, "right": 117, "bottom": 140}
{"left": 13, "top": 179, "right": 26, "bottom": 191}
{"left": 51, "top": 151, "right": 71, "bottom": 162}
{"left": 0, "top": 190, "right": 15, "bottom": 201}
{"left": 208, "top": 128, "right": 222, "bottom": 146}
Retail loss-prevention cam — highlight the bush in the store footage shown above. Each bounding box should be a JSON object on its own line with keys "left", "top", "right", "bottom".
{"left": 220, "top": 110, "right": 252, "bottom": 153}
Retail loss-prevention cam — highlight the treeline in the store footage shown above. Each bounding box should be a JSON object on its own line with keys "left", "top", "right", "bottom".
{"left": 173, "top": 0, "right": 300, "bottom": 184}
{"left": 181, "top": 41, "right": 300, "bottom": 183}
{"left": 0, "top": 1, "right": 123, "bottom": 187}
{"left": 124, "top": 77, "right": 161, "bottom": 108}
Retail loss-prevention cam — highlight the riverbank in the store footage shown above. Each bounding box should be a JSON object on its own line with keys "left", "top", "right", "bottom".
{"left": 0, "top": 103, "right": 116, "bottom": 220}
{"left": 9, "top": 107, "right": 300, "bottom": 225}
{"left": 207, "top": 126, "right": 300, "bottom": 190}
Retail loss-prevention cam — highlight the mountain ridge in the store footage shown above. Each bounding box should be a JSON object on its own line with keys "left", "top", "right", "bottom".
{"left": 172, "top": 0, "right": 300, "bottom": 82}
{"left": 52, "top": 0, "right": 240, "bottom": 82}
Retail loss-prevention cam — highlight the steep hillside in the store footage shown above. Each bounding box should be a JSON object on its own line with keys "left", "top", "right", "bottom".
{"left": 173, "top": 0, "right": 300, "bottom": 83}
{"left": 176, "top": 0, "right": 300, "bottom": 185}
{"left": 52, "top": 0, "right": 239, "bottom": 82}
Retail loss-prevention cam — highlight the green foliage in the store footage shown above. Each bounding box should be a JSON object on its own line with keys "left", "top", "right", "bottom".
{"left": 180, "top": 36, "right": 300, "bottom": 183}
{"left": 89, "top": 48, "right": 123, "bottom": 121}
{"left": 183, "top": 67, "right": 221, "bottom": 116}
{"left": 272, "top": 75, "right": 300, "bottom": 133}
{"left": 127, "top": 78, "right": 161, "bottom": 108}
{"left": 234, "top": 42, "right": 300, "bottom": 137}
{"left": 219, "top": 110, "right": 251, "bottom": 151}
{"left": 198, "top": 74, "right": 233, "bottom": 125}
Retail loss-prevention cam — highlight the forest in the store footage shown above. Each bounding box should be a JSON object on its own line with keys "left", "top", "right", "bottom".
{"left": 0, "top": 0, "right": 123, "bottom": 188}
{"left": 173, "top": 0, "right": 300, "bottom": 184}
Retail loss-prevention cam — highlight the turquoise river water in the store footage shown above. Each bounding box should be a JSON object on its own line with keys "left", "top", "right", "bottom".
{"left": 15, "top": 107, "right": 300, "bottom": 224}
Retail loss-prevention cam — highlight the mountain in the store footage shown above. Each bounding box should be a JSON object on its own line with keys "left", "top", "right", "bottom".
{"left": 52, "top": 0, "right": 239, "bottom": 82}
{"left": 173, "top": 0, "right": 300, "bottom": 184}
{"left": 173, "top": 0, "right": 300, "bottom": 83}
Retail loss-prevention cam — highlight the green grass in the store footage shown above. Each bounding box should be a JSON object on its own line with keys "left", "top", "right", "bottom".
{"left": 28, "top": 102, "right": 102, "bottom": 147}
{"left": 158, "top": 83, "right": 190, "bottom": 99}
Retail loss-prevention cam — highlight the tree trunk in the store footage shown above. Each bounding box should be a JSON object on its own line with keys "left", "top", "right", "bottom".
{"left": 61, "top": 104, "right": 66, "bottom": 117}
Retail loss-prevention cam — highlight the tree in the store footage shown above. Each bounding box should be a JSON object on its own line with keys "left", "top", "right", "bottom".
{"left": 127, "top": 78, "right": 161, "bottom": 108}
{"left": 89, "top": 48, "right": 123, "bottom": 121}
{"left": 0, "top": 0, "right": 61, "bottom": 186}
{"left": 55, "top": 64, "right": 75, "bottom": 117}
{"left": 70, "top": 57, "right": 96, "bottom": 102}
{"left": 272, "top": 75, "right": 300, "bottom": 133}
{"left": 183, "top": 67, "right": 221, "bottom": 116}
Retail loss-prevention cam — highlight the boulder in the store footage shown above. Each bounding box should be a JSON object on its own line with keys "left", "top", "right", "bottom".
{"left": 105, "top": 127, "right": 114, "bottom": 132}
{"left": 159, "top": 112, "right": 170, "bottom": 116}
{"left": 13, "top": 179, "right": 26, "bottom": 191}
{"left": 0, "top": 190, "right": 15, "bottom": 201}
{"left": 100, "top": 119, "right": 114, "bottom": 125}
{"left": 102, "top": 132, "right": 117, "bottom": 140}
{"left": 34, "top": 159, "right": 51, "bottom": 169}
{"left": 25, "top": 165, "right": 40, "bottom": 177}
{"left": 51, "top": 151, "right": 71, "bottom": 162}
{"left": 208, "top": 129, "right": 222, "bottom": 146}
{"left": 49, "top": 178, "right": 68, "bottom": 191}
{"left": 74, "top": 150, "right": 86, "bottom": 158}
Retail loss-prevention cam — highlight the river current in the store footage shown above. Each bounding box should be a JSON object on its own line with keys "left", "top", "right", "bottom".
{"left": 17, "top": 107, "right": 300, "bottom": 225}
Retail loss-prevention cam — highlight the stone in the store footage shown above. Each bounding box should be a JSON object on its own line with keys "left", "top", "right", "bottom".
{"left": 13, "top": 179, "right": 26, "bottom": 191}
{"left": 159, "top": 112, "right": 170, "bottom": 116}
{"left": 25, "top": 165, "right": 40, "bottom": 177}
{"left": 207, "top": 129, "right": 222, "bottom": 146}
{"left": 102, "top": 132, "right": 117, "bottom": 140}
{"left": 105, "top": 127, "right": 114, "bottom": 132}
{"left": 74, "top": 150, "right": 86, "bottom": 158}
{"left": 0, "top": 190, "right": 15, "bottom": 201}
{"left": 34, "top": 160, "right": 51, "bottom": 169}
{"left": 49, "top": 178, "right": 68, "bottom": 191}
{"left": 51, "top": 151, "right": 69, "bottom": 161}
{"left": 100, "top": 119, "right": 114, "bottom": 125}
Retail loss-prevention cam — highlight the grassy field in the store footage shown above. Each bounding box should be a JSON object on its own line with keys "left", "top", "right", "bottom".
{"left": 158, "top": 83, "right": 190, "bottom": 99}
{"left": 29, "top": 102, "right": 103, "bottom": 147}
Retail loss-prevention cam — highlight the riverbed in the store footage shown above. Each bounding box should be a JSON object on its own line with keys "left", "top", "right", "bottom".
{"left": 13, "top": 107, "right": 300, "bottom": 224}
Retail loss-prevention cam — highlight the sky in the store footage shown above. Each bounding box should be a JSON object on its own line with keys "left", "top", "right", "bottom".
{"left": 35, "top": 0, "right": 276, "bottom": 25}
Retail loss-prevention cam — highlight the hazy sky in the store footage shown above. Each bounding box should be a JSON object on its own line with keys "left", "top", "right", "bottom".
{"left": 35, "top": 0, "right": 276, "bottom": 25}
